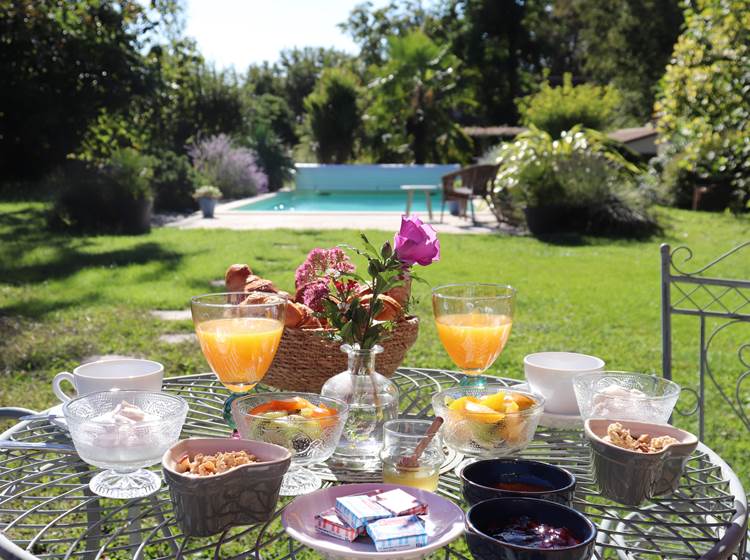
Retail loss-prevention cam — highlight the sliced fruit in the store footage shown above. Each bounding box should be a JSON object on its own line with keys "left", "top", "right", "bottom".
{"left": 508, "top": 392, "right": 536, "bottom": 410}
{"left": 479, "top": 391, "right": 507, "bottom": 412}
{"left": 504, "top": 400, "right": 520, "bottom": 414}
{"left": 448, "top": 396, "right": 480, "bottom": 412}
{"left": 463, "top": 401, "right": 505, "bottom": 424}
{"left": 248, "top": 396, "right": 314, "bottom": 416}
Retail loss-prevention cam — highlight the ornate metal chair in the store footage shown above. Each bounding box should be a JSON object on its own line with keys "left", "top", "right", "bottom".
{"left": 440, "top": 164, "right": 499, "bottom": 223}
{"left": 661, "top": 242, "right": 750, "bottom": 440}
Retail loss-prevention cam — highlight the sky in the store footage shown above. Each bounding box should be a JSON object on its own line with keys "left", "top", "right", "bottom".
{"left": 185, "top": 0, "right": 387, "bottom": 70}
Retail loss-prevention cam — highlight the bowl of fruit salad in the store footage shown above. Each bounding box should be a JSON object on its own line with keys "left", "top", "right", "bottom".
{"left": 232, "top": 392, "right": 349, "bottom": 496}
{"left": 432, "top": 385, "right": 544, "bottom": 458}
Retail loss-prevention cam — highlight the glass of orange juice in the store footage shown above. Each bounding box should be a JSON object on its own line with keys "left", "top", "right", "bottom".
{"left": 432, "top": 283, "right": 516, "bottom": 386}
{"left": 191, "top": 292, "right": 286, "bottom": 427}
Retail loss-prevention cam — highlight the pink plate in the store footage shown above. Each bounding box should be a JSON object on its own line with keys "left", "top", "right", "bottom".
{"left": 282, "top": 482, "right": 465, "bottom": 560}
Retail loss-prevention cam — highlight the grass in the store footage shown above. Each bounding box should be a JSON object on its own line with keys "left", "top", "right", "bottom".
{"left": 1, "top": 201, "right": 749, "bottom": 489}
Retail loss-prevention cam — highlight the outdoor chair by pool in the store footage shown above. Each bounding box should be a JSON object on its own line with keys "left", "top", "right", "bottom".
{"left": 440, "top": 164, "right": 499, "bottom": 223}
{"left": 660, "top": 241, "right": 750, "bottom": 441}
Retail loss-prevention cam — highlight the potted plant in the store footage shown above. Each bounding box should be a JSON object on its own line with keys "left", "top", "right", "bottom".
{"left": 193, "top": 185, "right": 222, "bottom": 218}
{"left": 490, "top": 126, "right": 651, "bottom": 236}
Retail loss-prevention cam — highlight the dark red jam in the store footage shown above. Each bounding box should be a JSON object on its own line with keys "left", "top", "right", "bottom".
{"left": 492, "top": 516, "right": 581, "bottom": 549}
{"left": 492, "top": 481, "right": 552, "bottom": 492}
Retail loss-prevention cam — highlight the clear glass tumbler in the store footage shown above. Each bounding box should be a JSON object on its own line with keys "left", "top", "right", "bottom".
{"left": 380, "top": 419, "right": 445, "bottom": 491}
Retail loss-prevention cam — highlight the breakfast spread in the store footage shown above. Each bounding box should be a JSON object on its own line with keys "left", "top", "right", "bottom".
{"left": 492, "top": 516, "right": 581, "bottom": 549}
{"left": 605, "top": 422, "right": 679, "bottom": 453}
{"left": 314, "top": 489, "right": 429, "bottom": 551}
{"left": 175, "top": 450, "right": 259, "bottom": 476}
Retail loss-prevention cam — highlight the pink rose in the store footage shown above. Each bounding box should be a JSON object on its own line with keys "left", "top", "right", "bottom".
{"left": 393, "top": 215, "right": 440, "bottom": 267}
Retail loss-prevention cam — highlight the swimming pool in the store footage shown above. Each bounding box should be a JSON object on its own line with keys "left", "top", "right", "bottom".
{"left": 234, "top": 190, "right": 442, "bottom": 213}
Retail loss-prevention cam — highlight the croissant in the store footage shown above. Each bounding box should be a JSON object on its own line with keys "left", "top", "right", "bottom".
{"left": 225, "top": 264, "right": 252, "bottom": 293}
{"left": 285, "top": 301, "right": 311, "bottom": 328}
{"left": 245, "top": 277, "right": 277, "bottom": 293}
{"left": 359, "top": 294, "right": 404, "bottom": 322}
{"left": 298, "top": 314, "right": 323, "bottom": 330}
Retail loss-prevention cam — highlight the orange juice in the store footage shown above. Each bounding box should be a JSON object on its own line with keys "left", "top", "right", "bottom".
{"left": 435, "top": 313, "right": 512, "bottom": 374}
{"left": 196, "top": 317, "right": 284, "bottom": 392}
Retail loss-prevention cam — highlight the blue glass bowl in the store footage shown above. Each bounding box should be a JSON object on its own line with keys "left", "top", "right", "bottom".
{"left": 461, "top": 459, "right": 576, "bottom": 507}
{"left": 466, "top": 497, "right": 596, "bottom": 560}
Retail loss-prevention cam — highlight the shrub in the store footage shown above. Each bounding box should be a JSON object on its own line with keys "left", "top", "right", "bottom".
{"left": 655, "top": 0, "right": 750, "bottom": 212}
{"left": 50, "top": 148, "right": 156, "bottom": 234}
{"left": 516, "top": 73, "right": 623, "bottom": 138}
{"left": 151, "top": 150, "right": 198, "bottom": 212}
{"left": 491, "top": 126, "right": 658, "bottom": 237}
{"left": 246, "top": 122, "right": 294, "bottom": 191}
{"left": 188, "top": 134, "right": 268, "bottom": 198}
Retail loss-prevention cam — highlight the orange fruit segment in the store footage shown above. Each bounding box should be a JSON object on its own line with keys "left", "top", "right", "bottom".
{"left": 479, "top": 392, "right": 507, "bottom": 412}
{"left": 463, "top": 401, "right": 505, "bottom": 423}
{"left": 248, "top": 396, "right": 314, "bottom": 415}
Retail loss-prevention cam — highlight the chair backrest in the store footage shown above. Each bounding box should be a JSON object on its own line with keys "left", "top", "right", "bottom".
{"left": 442, "top": 164, "right": 499, "bottom": 197}
{"left": 661, "top": 242, "right": 750, "bottom": 440}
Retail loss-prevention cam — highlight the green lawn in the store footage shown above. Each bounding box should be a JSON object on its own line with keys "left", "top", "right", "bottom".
{"left": 1, "top": 202, "right": 749, "bottom": 486}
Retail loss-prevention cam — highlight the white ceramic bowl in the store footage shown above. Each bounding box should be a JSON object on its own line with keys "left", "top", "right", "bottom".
{"left": 524, "top": 352, "right": 604, "bottom": 414}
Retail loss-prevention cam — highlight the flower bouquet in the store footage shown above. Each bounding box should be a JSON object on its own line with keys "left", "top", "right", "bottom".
{"left": 224, "top": 216, "right": 440, "bottom": 391}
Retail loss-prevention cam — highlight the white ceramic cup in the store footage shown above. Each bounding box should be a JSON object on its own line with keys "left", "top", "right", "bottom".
{"left": 52, "top": 359, "right": 164, "bottom": 402}
{"left": 524, "top": 352, "right": 604, "bottom": 415}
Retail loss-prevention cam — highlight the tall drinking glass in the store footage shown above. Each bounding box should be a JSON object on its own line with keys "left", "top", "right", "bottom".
{"left": 191, "top": 292, "right": 286, "bottom": 427}
{"left": 432, "top": 283, "right": 516, "bottom": 386}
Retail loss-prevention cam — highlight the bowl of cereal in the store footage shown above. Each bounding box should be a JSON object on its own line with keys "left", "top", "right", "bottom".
{"left": 584, "top": 419, "right": 697, "bottom": 506}
{"left": 162, "top": 438, "right": 291, "bottom": 536}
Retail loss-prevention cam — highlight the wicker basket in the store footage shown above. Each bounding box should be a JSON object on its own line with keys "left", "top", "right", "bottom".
{"left": 263, "top": 317, "right": 419, "bottom": 392}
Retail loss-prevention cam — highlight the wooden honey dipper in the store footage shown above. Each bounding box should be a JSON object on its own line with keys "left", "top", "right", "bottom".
{"left": 398, "top": 417, "right": 444, "bottom": 469}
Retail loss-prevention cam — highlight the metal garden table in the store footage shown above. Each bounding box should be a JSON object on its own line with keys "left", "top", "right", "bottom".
{"left": 0, "top": 368, "right": 747, "bottom": 559}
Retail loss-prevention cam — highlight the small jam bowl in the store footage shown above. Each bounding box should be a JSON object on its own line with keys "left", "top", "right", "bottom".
{"left": 466, "top": 497, "right": 597, "bottom": 560}
{"left": 524, "top": 352, "right": 604, "bottom": 415}
{"left": 461, "top": 459, "right": 576, "bottom": 507}
{"left": 162, "top": 438, "right": 291, "bottom": 537}
{"left": 573, "top": 371, "right": 680, "bottom": 424}
{"left": 584, "top": 419, "right": 698, "bottom": 506}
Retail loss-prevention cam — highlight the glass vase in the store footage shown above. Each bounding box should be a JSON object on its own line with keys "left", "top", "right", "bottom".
{"left": 321, "top": 344, "right": 400, "bottom": 471}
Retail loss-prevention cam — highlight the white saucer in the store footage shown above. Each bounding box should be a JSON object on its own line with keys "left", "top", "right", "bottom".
{"left": 512, "top": 383, "right": 583, "bottom": 430}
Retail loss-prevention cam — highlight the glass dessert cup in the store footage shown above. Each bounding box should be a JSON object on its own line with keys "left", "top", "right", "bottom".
{"left": 63, "top": 390, "right": 188, "bottom": 499}
{"left": 380, "top": 419, "right": 445, "bottom": 491}
{"left": 432, "top": 283, "right": 516, "bottom": 388}
{"left": 231, "top": 392, "right": 349, "bottom": 496}
{"left": 432, "top": 384, "right": 544, "bottom": 470}
{"left": 191, "top": 292, "right": 287, "bottom": 429}
{"left": 573, "top": 371, "right": 681, "bottom": 423}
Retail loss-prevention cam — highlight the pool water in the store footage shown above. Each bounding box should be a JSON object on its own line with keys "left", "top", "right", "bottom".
{"left": 234, "top": 191, "right": 442, "bottom": 213}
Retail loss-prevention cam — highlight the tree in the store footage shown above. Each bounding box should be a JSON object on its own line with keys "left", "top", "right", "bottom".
{"left": 0, "top": 0, "right": 163, "bottom": 179}
{"left": 301, "top": 69, "right": 362, "bottom": 164}
{"left": 575, "top": 0, "right": 683, "bottom": 121}
{"left": 655, "top": 0, "right": 750, "bottom": 208}
{"left": 366, "top": 30, "right": 474, "bottom": 163}
{"left": 440, "top": 0, "right": 532, "bottom": 125}
{"left": 339, "top": 1, "right": 440, "bottom": 67}
{"left": 278, "top": 47, "right": 356, "bottom": 121}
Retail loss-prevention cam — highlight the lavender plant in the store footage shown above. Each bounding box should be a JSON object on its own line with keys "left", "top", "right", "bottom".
{"left": 189, "top": 134, "right": 268, "bottom": 198}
